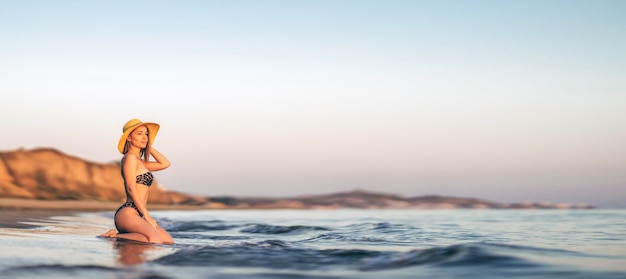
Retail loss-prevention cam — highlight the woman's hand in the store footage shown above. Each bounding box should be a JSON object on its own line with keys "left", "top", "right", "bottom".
{"left": 145, "top": 215, "right": 158, "bottom": 228}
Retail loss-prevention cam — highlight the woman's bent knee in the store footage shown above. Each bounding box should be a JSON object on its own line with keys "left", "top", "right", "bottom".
{"left": 146, "top": 235, "right": 163, "bottom": 244}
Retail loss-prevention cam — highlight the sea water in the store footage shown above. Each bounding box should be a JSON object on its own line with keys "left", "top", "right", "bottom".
{"left": 1, "top": 209, "right": 625, "bottom": 279}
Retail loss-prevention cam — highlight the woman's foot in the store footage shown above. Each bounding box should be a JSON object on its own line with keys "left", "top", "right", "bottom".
{"left": 99, "top": 229, "right": 118, "bottom": 238}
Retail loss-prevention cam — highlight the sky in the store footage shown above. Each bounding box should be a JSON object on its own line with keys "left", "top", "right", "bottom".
{"left": 1, "top": 0, "right": 625, "bottom": 208}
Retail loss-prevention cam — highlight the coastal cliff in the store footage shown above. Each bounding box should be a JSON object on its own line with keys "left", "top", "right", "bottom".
{"left": 0, "top": 148, "right": 199, "bottom": 205}
{"left": 0, "top": 148, "right": 593, "bottom": 209}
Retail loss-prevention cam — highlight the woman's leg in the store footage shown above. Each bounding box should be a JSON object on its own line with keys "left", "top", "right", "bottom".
{"left": 114, "top": 208, "right": 163, "bottom": 244}
{"left": 98, "top": 227, "right": 148, "bottom": 242}
{"left": 113, "top": 232, "right": 150, "bottom": 243}
{"left": 99, "top": 229, "right": 117, "bottom": 238}
{"left": 155, "top": 226, "right": 174, "bottom": 244}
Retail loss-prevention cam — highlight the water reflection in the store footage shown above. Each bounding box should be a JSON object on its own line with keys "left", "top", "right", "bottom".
{"left": 112, "top": 240, "right": 157, "bottom": 266}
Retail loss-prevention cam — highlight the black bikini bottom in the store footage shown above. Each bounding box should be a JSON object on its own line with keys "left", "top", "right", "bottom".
{"left": 115, "top": 201, "right": 144, "bottom": 218}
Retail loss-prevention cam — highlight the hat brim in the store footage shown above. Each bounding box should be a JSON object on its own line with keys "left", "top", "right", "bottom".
{"left": 117, "top": 122, "right": 160, "bottom": 154}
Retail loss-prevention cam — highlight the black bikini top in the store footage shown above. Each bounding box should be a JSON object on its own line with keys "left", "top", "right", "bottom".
{"left": 136, "top": 172, "right": 154, "bottom": 186}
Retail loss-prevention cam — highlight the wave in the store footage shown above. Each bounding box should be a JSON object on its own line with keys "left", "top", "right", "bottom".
{"left": 162, "top": 220, "right": 240, "bottom": 232}
{"left": 163, "top": 220, "right": 330, "bottom": 235}
{"left": 303, "top": 232, "right": 392, "bottom": 244}
{"left": 162, "top": 220, "right": 417, "bottom": 234}
{"left": 140, "top": 217, "right": 626, "bottom": 278}
{"left": 4, "top": 242, "right": 624, "bottom": 279}
{"left": 345, "top": 221, "right": 417, "bottom": 231}
{"left": 153, "top": 240, "right": 382, "bottom": 270}
{"left": 170, "top": 233, "right": 251, "bottom": 241}
{"left": 152, "top": 241, "right": 556, "bottom": 271}
{"left": 2, "top": 264, "right": 121, "bottom": 278}
{"left": 240, "top": 224, "right": 331, "bottom": 234}
{"left": 359, "top": 243, "right": 541, "bottom": 271}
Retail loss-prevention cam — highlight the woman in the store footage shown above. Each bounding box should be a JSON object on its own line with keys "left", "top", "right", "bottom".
{"left": 99, "top": 118, "right": 173, "bottom": 244}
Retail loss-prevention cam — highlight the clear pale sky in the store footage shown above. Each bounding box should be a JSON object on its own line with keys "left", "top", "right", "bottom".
{"left": 1, "top": 1, "right": 625, "bottom": 208}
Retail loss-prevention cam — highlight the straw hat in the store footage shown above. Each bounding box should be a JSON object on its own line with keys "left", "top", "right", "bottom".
{"left": 117, "top": 118, "right": 160, "bottom": 154}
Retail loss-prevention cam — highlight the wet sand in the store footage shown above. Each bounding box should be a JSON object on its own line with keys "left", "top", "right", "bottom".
{"left": 0, "top": 209, "right": 81, "bottom": 229}
{"left": 0, "top": 198, "right": 214, "bottom": 229}
{"left": 0, "top": 198, "right": 115, "bottom": 229}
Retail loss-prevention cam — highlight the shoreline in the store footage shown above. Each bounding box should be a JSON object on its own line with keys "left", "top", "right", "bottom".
{"left": 0, "top": 199, "right": 108, "bottom": 229}
{"left": 0, "top": 198, "right": 217, "bottom": 211}
{"left": 0, "top": 198, "right": 119, "bottom": 211}
{"left": 0, "top": 208, "right": 82, "bottom": 229}
{"left": 0, "top": 198, "right": 618, "bottom": 239}
{"left": 0, "top": 198, "right": 212, "bottom": 230}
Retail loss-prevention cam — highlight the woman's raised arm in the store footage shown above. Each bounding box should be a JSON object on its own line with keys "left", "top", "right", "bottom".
{"left": 146, "top": 148, "right": 171, "bottom": 171}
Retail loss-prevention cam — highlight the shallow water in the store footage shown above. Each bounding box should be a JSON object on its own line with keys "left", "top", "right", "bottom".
{"left": 1, "top": 209, "right": 625, "bottom": 279}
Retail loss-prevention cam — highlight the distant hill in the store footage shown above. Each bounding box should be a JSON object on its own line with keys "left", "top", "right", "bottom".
{"left": 207, "top": 189, "right": 594, "bottom": 209}
{"left": 0, "top": 148, "right": 593, "bottom": 210}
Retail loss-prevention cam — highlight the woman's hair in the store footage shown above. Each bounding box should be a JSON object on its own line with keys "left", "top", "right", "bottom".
{"left": 140, "top": 127, "right": 152, "bottom": 165}
{"left": 123, "top": 125, "right": 152, "bottom": 165}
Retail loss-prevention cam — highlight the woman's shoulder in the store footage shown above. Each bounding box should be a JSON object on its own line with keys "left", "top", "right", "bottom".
{"left": 121, "top": 153, "right": 141, "bottom": 164}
